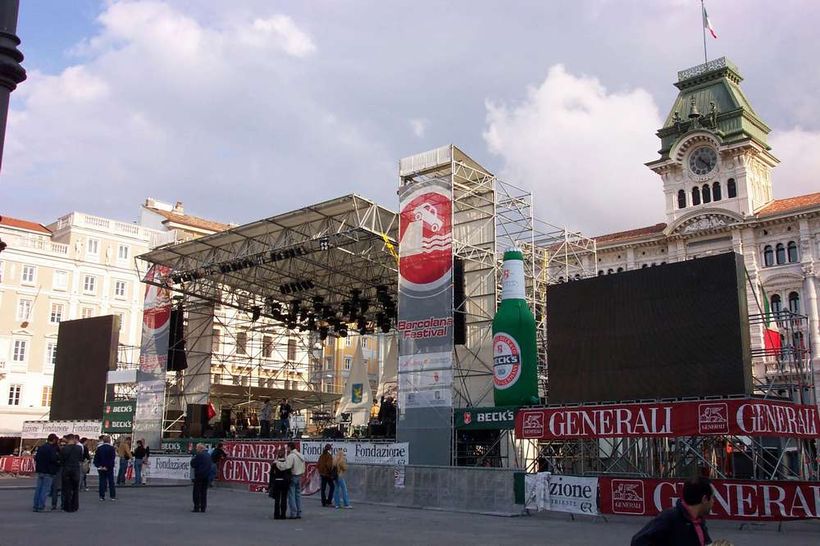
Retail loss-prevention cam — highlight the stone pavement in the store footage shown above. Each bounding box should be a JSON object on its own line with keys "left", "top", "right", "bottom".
{"left": 0, "top": 478, "right": 818, "bottom": 545}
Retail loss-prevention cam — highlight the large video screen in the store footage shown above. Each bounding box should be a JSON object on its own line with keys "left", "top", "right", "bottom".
{"left": 547, "top": 252, "right": 752, "bottom": 404}
{"left": 50, "top": 315, "right": 120, "bottom": 421}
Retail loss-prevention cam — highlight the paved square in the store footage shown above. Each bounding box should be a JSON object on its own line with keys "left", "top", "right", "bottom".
{"left": 0, "top": 480, "right": 818, "bottom": 545}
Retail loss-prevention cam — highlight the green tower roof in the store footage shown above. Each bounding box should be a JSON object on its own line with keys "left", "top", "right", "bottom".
{"left": 654, "top": 57, "right": 770, "bottom": 159}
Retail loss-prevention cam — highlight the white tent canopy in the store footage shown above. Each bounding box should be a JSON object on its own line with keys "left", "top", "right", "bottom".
{"left": 377, "top": 336, "right": 398, "bottom": 401}
{"left": 335, "top": 341, "right": 373, "bottom": 426}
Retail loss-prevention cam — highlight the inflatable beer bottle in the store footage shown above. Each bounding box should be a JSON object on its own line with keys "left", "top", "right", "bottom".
{"left": 492, "top": 248, "right": 540, "bottom": 406}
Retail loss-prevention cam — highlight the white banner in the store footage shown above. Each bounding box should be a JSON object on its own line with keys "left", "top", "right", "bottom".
{"left": 146, "top": 455, "right": 191, "bottom": 480}
{"left": 301, "top": 441, "right": 409, "bottom": 466}
{"left": 398, "top": 368, "right": 452, "bottom": 409}
{"left": 21, "top": 420, "right": 101, "bottom": 440}
{"left": 525, "top": 473, "right": 599, "bottom": 516}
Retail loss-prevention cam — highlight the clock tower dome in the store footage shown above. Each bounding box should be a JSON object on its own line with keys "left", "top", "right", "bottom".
{"left": 647, "top": 58, "right": 779, "bottom": 229}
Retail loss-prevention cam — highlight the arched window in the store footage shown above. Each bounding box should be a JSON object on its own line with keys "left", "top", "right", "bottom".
{"left": 692, "top": 186, "right": 701, "bottom": 206}
{"left": 763, "top": 245, "right": 773, "bottom": 267}
{"left": 616, "top": 267, "right": 624, "bottom": 273}
{"left": 787, "top": 241, "right": 798, "bottom": 263}
{"left": 702, "top": 184, "right": 711, "bottom": 203}
{"left": 788, "top": 291, "right": 800, "bottom": 314}
{"left": 727, "top": 178, "right": 737, "bottom": 198}
{"left": 775, "top": 243, "right": 786, "bottom": 265}
{"left": 771, "top": 294, "right": 782, "bottom": 315}
{"left": 598, "top": 270, "right": 604, "bottom": 276}
{"left": 712, "top": 181, "right": 722, "bottom": 201}
{"left": 677, "top": 189, "right": 686, "bottom": 209}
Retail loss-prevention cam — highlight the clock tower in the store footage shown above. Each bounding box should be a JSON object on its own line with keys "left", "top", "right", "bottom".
{"left": 646, "top": 58, "right": 779, "bottom": 229}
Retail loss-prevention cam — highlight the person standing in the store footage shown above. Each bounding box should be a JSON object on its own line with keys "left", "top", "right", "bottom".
{"left": 32, "top": 434, "right": 59, "bottom": 512}
{"left": 332, "top": 449, "right": 352, "bottom": 509}
{"left": 116, "top": 437, "right": 132, "bottom": 485}
{"left": 259, "top": 399, "right": 273, "bottom": 438}
{"left": 79, "top": 438, "right": 91, "bottom": 491}
{"left": 133, "top": 439, "right": 147, "bottom": 486}
{"left": 276, "top": 442, "right": 305, "bottom": 519}
{"left": 278, "top": 399, "right": 292, "bottom": 437}
{"left": 317, "top": 444, "right": 335, "bottom": 507}
{"left": 378, "top": 396, "right": 397, "bottom": 437}
{"left": 50, "top": 437, "right": 66, "bottom": 510}
{"left": 94, "top": 435, "right": 117, "bottom": 501}
{"left": 190, "top": 443, "right": 211, "bottom": 512}
{"left": 268, "top": 448, "right": 291, "bottom": 520}
{"left": 60, "top": 434, "right": 84, "bottom": 512}
{"left": 209, "top": 442, "right": 227, "bottom": 487}
{"left": 631, "top": 477, "right": 715, "bottom": 546}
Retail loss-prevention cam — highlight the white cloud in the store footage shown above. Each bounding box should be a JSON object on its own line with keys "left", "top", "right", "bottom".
{"left": 409, "top": 118, "right": 428, "bottom": 138}
{"left": 245, "top": 16, "right": 316, "bottom": 57}
{"left": 769, "top": 128, "right": 820, "bottom": 199}
{"left": 484, "top": 65, "right": 664, "bottom": 235}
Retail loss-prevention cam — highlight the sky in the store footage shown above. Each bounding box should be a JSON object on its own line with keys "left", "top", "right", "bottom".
{"left": 3, "top": 0, "right": 820, "bottom": 236}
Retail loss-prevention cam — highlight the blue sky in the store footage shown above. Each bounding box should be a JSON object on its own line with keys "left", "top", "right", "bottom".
{"left": 4, "top": 1, "right": 820, "bottom": 235}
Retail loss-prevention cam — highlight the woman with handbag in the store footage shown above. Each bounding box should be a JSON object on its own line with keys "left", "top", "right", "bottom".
{"left": 268, "top": 448, "right": 291, "bottom": 520}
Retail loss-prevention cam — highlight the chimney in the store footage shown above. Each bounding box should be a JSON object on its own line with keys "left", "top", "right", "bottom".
{"left": 173, "top": 201, "right": 184, "bottom": 214}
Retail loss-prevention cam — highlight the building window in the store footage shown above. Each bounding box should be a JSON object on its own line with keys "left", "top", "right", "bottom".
{"left": 81, "top": 307, "right": 94, "bottom": 319}
{"left": 41, "top": 386, "right": 52, "bottom": 407}
{"left": 212, "top": 329, "right": 221, "bottom": 353}
{"left": 287, "top": 338, "right": 297, "bottom": 361}
{"left": 21, "top": 264, "right": 36, "bottom": 284}
{"left": 86, "top": 238, "right": 100, "bottom": 256}
{"left": 83, "top": 275, "right": 97, "bottom": 293}
{"left": 345, "top": 336, "right": 352, "bottom": 347}
{"left": 46, "top": 342, "right": 57, "bottom": 369}
{"left": 677, "top": 190, "right": 686, "bottom": 209}
{"left": 53, "top": 270, "right": 68, "bottom": 290}
{"left": 8, "top": 384, "right": 22, "bottom": 406}
{"left": 691, "top": 186, "right": 701, "bottom": 206}
{"left": 788, "top": 292, "right": 800, "bottom": 314}
{"left": 360, "top": 337, "right": 367, "bottom": 348}
{"left": 236, "top": 332, "right": 247, "bottom": 355}
{"left": 12, "top": 340, "right": 27, "bottom": 362}
{"left": 263, "top": 335, "right": 273, "bottom": 358}
{"left": 344, "top": 357, "right": 352, "bottom": 371}
{"left": 117, "top": 244, "right": 129, "bottom": 261}
{"left": 727, "top": 178, "right": 737, "bottom": 198}
{"left": 763, "top": 245, "right": 773, "bottom": 267}
{"left": 50, "top": 303, "right": 64, "bottom": 324}
{"left": 325, "top": 357, "right": 333, "bottom": 370}
{"left": 701, "top": 184, "right": 711, "bottom": 203}
{"left": 787, "top": 241, "right": 798, "bottom": 263}
{"left": 0, "top": 260, "right": 4, "bottom": 283}
{"left": 775, "top": 243, "right": 786, "bottom": 265}
{"left": 16, "top": 298, "right": 33, "bottom": 321}
{"left": 114, "top": 280, "right": 127, "bottom": 297}
{"left": 770, "top": 294, "right": 782, "bottom": 315}
{"left": 712, "top": 181, "right": 722, "bottom": 201}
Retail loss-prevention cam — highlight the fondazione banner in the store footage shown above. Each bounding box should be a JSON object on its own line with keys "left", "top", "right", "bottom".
{"left": 599, "top": 477, "right": 820, "bottom": 521}
{"left": 525, "top": 473, "right": 598, "bottom": 516}
{"left": 301, "top": 441, "right": 409, "bottom": 465}
{"left": 516, "top": 399, "right": 820, "bottom": 440}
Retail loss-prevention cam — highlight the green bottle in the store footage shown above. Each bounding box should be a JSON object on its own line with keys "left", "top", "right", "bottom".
{"left": 492, "top": 248, "right": 540, "bottom": 406}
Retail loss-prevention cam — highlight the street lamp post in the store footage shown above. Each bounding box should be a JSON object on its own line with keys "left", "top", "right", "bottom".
{"left": 0, "top": 0, "right": 25, "bottom": 172}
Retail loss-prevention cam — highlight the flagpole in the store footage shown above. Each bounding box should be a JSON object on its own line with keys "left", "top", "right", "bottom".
{"left": 701, "top": 0, "right": 708, "bottom": 63}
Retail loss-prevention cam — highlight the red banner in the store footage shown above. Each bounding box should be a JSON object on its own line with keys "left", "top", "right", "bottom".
{"left": 217, "top": 441, "right": 318, "bottom": 495}
{"left": 599, "top": 477, "right": 820, "bottom": 521}
{"left": 516, "top": 399, "right": 820, "bottom": 440}
{"left": 0, "top": 456, "right": 35, "bottom": 474}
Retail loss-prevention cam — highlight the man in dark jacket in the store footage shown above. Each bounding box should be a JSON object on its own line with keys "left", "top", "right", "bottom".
{"left": 190, "top": 443, "right": 212, "bottom": 512}
{"left": 93, "top": 435, "right": 117, "bottom": 501}
{"left": 32, "top": 434, "right": 60, "bottom": 512}
{"left": 631, "top": 477, "right": 714, "bottom": 546}
{"left": 268, "top": 448, "right": 291, "bottom": 520}
{"left": 60, "top": 434, "right": 85, "bottom": 512}
{"left": 317, "top": 443, "right": 335, "bottom": 507}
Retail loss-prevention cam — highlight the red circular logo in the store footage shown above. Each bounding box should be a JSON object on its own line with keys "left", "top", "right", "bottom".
{"left": 493, "top": 333, "right": 522, "bottom": 389}
{"left": 463, "top": 412, "right": 472, "bottom": 425}
{"left": 142, "top": 265, "right": 172, "bottom": 331}
{"left": 399, "top": 188, "right": 452, "bottom": 291}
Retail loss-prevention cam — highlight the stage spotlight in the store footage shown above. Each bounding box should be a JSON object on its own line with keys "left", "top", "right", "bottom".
{"left": 251, "top": 306, "right": 261, "bottom": 322}
{"left": 380, "top": 321, "right": 391, "bottom": 334}
{"left": 359, "top": 299, "right": 370, "bottom": 314}
{"left": 319, "top": 326, "right": 329, "bottom": 341}
{"left": 312, "top": 296, "right": 324, "bottom": 312}
{"left": 338, "top": 328, "right": 348, "bottom": 338}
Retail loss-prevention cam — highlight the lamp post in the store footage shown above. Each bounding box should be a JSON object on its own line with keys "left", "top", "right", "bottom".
{"left": 0, "top": 0, "right": 25, "bottom": 254}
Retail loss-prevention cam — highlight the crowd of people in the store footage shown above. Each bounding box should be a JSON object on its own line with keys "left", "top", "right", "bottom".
{"left": 31, "top": 434, "right": 148, "bottom": 512}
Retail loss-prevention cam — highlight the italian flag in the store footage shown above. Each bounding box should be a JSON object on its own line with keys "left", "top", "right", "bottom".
{"left": 703, "top": 6, "right": 718, "bottom": 39}
{"left": 760, "top": 284, "right": 781, "bottom": 354}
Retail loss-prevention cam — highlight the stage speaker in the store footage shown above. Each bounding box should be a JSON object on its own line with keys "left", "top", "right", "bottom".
{"left": 167, "top": 306, "right": 188, "bottom": 372}
{"left": 453, "top": 257, "right": 466, "bottom": 345}
{"left": 51, "top": 315, "right": 120, "bottom": 421}
{"left": 730, "top": 451, "right": 753, "bottom": 480}
{"left": 185, "top": 403, "right": 209, "bottom": 437}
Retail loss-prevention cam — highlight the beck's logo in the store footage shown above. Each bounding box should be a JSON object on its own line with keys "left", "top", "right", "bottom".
{"left": 611, "top": 479, "right": 645, "bottom": 515}
{"left": 463, "top": 412, "right": 472, "bottom": 425}
{"left": 698, "top": 403, "right": 729, "bottom": 434}
{"left": 398, "top": 187, "right": 452, "bottom": 291}
{"left": 521, "top": 412, "right": 544, "bottom": 438}
{"left": 493, "top": 333, "right": 522, "bottom": 389}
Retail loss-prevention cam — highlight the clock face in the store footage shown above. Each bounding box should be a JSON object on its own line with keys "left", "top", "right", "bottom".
{"left": 688, "top": 146, "right": 717, "bottom": 176}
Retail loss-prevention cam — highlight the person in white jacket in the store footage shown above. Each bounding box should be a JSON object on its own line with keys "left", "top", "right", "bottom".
{"left": 276, "top": 442, "right": 305, "bottom": 518}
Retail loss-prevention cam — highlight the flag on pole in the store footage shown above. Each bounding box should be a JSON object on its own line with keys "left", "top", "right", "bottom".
{"left": 703, "top": 5, "right": 718, "bottom": 39}
{"left": 759, "top": 284, "right": 781, "bottom": 355}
